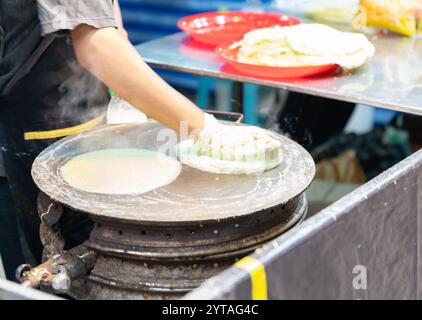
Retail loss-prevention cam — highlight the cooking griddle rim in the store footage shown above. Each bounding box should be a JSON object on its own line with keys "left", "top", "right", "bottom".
{"left": 32, "top": 123, "right": 315, "bottom": 223}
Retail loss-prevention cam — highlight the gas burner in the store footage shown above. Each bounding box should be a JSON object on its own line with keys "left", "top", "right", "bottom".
{"left": 18, "top": 122, "right": 315, "bottom": 299}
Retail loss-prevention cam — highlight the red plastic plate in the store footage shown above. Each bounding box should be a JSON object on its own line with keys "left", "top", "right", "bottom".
{"left": 177, "top": 11, "right": 300, "bottom": 46}
{"left": 217, "top": 41, "right": 339, "bottom": 79}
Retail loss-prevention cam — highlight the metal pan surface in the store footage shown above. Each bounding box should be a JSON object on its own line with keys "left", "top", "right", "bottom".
{"left": 32, "top": 122, "right": 315, "bottom": 224}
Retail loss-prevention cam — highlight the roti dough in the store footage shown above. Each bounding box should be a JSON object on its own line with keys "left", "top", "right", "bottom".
{"left": 176, "top": 128, "right": 283, "bottom": 175}
{"left": 177, "top": 142, "right": 282, "bottom": 175}
{"left": 60, "top": 149, "right": 182, "bottom": 195}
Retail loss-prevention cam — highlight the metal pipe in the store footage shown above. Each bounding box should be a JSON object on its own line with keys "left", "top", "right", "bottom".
{"left": 16, "top": 246, "right": 96, "bottom": 294}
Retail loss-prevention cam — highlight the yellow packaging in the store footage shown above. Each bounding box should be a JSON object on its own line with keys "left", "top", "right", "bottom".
{"left": 357, "top": 0, "right": 422, "bottom": 37}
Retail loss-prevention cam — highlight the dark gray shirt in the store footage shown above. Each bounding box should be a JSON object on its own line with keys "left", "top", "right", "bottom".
{"left": 0, "top": 0, "right": 117, "bottom": 176}
{"left": 0, "top": 0, "right": 116, "bottom": 95}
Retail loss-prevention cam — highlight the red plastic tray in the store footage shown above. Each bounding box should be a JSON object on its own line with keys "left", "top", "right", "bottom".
{"left": 177, "top": 11, "right": 300, "bottom": 46}
{"left": 217, "top": 41, "right": 339, "bottom": 79}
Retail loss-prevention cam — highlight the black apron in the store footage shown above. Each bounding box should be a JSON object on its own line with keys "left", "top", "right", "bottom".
{"left": 0, "top": 34, "right": 109, "bottom": 266}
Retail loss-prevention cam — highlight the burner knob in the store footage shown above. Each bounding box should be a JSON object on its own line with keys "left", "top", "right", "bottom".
{"left": 16, "top": 264, "right": 32, "bottom": 283}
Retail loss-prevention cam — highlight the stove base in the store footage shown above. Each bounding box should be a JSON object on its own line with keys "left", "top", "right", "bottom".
{"left": 79, "top": 194, "right": 308, "bottom": 300}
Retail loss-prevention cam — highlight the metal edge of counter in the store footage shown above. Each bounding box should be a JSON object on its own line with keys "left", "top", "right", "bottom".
{"left": 0, "top": 279, "right": 61, "bottom": 300}
{"left": 184, "top": 148, "right": 422, "bottom": 300}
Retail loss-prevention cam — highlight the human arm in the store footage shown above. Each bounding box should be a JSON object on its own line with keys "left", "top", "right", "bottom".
{"left": 71, "top": 25, "right": 205, "bottom": 133}
{"left": 63, "top": 2, "right": 278, "bottom": 167}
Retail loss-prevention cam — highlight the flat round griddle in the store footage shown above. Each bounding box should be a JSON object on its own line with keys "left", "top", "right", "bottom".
{"left": 32, "top": 122, "right": 315, "bottom": 224}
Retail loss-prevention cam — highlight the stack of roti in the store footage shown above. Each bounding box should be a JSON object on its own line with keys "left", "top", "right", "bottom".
{"left": 236, "top": 23, "right": 375, "bottom": 69}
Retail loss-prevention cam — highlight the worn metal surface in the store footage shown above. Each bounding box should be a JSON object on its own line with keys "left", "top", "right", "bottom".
{"left": 185, "top": 148, "right": 422, "bottom": 300}
{"left": 137, "top": 31, "right": 422, "bottom": 116}
{"left": 31, "top": 122, "right": 315, "bottom": 224}
{"left": 16, "top": 243, "right": 96, "bottom": 296}
{"left": 16, "top": 192, "right": 96, "bottom": 296}
{"left": 26, "top": 192, "right": 306, "bottom": 300}
{"left": 83, "top": 194, "right": 307, "bottom": 300}
{"left": 37, "top": 192, "right": 65, "bottom": 260}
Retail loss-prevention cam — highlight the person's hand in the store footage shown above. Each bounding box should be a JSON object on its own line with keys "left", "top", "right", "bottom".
{"left": 187, "top": 113, "right": 282, "bottom": 163}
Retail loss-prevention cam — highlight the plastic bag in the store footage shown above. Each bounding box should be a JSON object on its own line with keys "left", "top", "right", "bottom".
{"left": 357, "top": 0, "right": 422, "bottom": 37}
{"left": 315, "top": 149, "right": 367, "bottom": 184}
{"left": 106, "top": 96, "right": 147, "bottom": 125}
{"left": 306, "top": 0, "right": 359, "bottom": 25}
{"left": 273, "top": 0, "right": 359, "bottom": 24}
{"left": 311, "top": 127, "right": 413, "bottom": 180}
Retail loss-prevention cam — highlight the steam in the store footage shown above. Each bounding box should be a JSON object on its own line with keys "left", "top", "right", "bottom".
{"left": 57, "top": 60, "right": 108, "bottom": 124}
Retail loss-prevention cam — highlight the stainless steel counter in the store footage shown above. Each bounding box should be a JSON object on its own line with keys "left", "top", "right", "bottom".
{"left": 136, "top": 31, "right": 422, "bottom": 116}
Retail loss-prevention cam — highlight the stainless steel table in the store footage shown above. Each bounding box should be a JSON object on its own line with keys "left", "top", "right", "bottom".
{"left": 136, "top": 31, "right": 422, "bottom": 116}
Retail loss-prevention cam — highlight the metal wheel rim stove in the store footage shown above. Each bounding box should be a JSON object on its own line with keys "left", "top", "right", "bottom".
{"left": 22, "top": 122, "right": 315, "bottom": 300}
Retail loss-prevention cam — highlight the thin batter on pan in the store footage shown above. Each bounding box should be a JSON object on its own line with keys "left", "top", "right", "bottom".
{"left": 60, "top": 149, "right": 182, "bottom": 195}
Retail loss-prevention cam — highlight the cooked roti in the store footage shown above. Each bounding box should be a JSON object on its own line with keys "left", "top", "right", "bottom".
{"left": 285, "top": 24, "right": 370, "bottom": 56}
{"left": 237, "top": 23, "right": 375, "bottom": 69}
{"left": 60, "top": 149, "right": 182, "bottom": 195}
